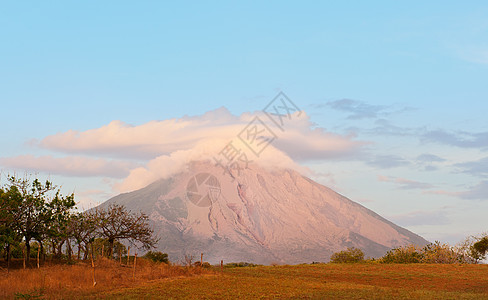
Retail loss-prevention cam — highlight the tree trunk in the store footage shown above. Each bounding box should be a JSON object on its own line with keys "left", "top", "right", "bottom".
{"left": 66, "top": 239, "right": 72, "bottom": 261}
{"left": 51, "top": 240, "right": 56, "bottom": 257}
{"left": 37, "top": 240, "right": 45, "bottom": 262}
{"left": 83, "top": 243, "right": 89, "bottom": 260}
{"left": 6, "top": 244, "right": 10, "bottom": 273}
{"left": 108, "top": 238, "right": 115, "bottom": 258}
{"left": 25, "top": 237, "right": 31, "bottom": 263}
{"left": 4, "top": 243, "right": 9, "bottom": 262}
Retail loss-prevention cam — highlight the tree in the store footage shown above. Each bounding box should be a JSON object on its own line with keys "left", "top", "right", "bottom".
{"left": 95, "top": 204, "right": 157, "bottom": 258}
{"left": 0, "top": 185, "right": 23, "bottom": 266}
{"left": 472, "top": 236, "right": 488, "bottom": 261}
{"left": 421, "top": 241, "right": 461, "bottom": 264}
{"left": 3, "top": 176, "right": 75, "bottom": 262}
{"left": 330, "top": 247, "right": 365, "bottom": 263}
{"left": 68, "top": 211, "right": 98, "bottom": 260}
{"left": 144, "top": 251, "right": 169, "bottom": 263}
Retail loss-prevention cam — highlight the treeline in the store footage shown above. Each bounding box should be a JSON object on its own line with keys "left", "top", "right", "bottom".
{"left": 0, "top": 176, "right": 158, "bottom": 266}
{"left": 330, "top": 238, "right": 488, "bottom": 264}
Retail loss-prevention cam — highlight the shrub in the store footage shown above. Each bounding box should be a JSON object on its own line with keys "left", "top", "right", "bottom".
{"left": 380, "top": 245, "right": 423, "bottom": 263}
{"left": 224, "top": 262, "right": 260, "bottom": 268}
{"left": 330, "top": 247, "right": 365, "bottom": 263}
{"left": 193, "top": 261, "right": 212, "bottom": 268}
{"left": 421, "top": 241, "right": 462, "bottom": 264}
{"left": 143, "top": 251, "right": 169, "bottom": 263}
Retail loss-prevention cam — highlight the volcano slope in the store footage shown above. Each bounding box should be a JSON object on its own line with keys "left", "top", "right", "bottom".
{"left": 99, "top": 161, "right": 427, "bottom": 264}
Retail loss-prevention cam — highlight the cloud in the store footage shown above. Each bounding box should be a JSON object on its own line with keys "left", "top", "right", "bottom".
{"left": 377, "top": 175, "right": 434, "bottom": 190}
{"left": 422, "top": 130, "right": 488, "bottom": 149}
{"left": 75, "top": 189, "right": 113, "bottom": 210}
{"left": 457, "top": 181, "right": 488, "bottom": 200}
{"left": 315, "top": 99, "right": 415, "bottom": 121}
{"left": 454, "top": 157, "right": 488, "bottom": 177}
{"left": 115, "top": 139, "right": 309, "bottom": 193}
{"left": 415, "top": 153, "right": 446, "bottom": 172}
{"left": 427, "top": 181, "right": 488, "bottom": 201}
{"left": 35, "top": 107, "right": 365, "bottom": 163}
{"left": 323, "top": 99, "right": 386, "bottom": 120}
{"left": 416, "top": 153, "right": 446, "bottom": 163}
{"left": 9, "top": 107, "right": 367, "bottom": 192}
{"left": 368, "top": 119, "right": 415, "bottom": 136}
{"left": 366, "top": 155, "right": 410, "bottom": 169}
{"left": 0, "top": 155, "right": 137, "bottom": 178}
{"left": 388, "top": 210, "right": 450, "bottom": 227}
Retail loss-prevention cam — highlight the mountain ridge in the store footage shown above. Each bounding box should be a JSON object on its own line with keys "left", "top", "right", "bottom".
{"left": 98, "top": 161, "right": 428, "bottom": 264}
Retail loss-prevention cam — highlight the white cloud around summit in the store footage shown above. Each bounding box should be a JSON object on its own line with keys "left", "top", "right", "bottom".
{"left": 2, "top": 107, "right": 365, "bottom": 193}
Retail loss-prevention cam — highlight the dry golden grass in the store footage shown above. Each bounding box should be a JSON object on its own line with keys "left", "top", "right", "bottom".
{"left": 0, "top": 258, "right": 212, "bottom": 299}
{"left": 107, "top": 263, "right": 488, "bottom": 299}
{"left": 2, "top": 262, "right": 488, "bottom": 299}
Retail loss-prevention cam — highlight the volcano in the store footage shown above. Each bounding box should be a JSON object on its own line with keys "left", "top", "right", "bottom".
{"left": 98, "top": 161, "right": 428, "bottom": 264}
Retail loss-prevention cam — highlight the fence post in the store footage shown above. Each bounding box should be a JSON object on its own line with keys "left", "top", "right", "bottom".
{"left": 22, "top": 244, "right": 26, "bottom": 269}
{"left": 37, "top": 243, "right": 40, "bottom": 269}
{"left": 220, "top": 260, "right": 223, "bottom": 273}
{"left": 201, "top": 253, "right": 203, "bottom": 266}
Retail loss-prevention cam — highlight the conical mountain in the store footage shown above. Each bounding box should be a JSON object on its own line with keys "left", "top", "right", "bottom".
{"left": 99, "top": 161, "right": 428, "bottom": 264}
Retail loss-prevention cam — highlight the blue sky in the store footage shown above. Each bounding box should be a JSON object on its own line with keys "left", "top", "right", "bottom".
{"left": 1, "top": 1, "right": 488, "bottom": 244}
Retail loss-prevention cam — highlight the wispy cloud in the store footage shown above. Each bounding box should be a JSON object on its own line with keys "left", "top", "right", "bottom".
{"left": 323, "top": 99, "right": 387, "bottom": 120}
{"left": 454, "top": 157, "right": 488, "bottom": 177}
{"left": 377, "top": 175, "right": 433, "bottom": 190}
{"left": 415, "top": 153, "right": 446, "bottom": 172}
{"left": 366, "top": 155, "right": 410, "bottom": 169}
{"left": 313, "top": 99, "right": 415, "bottom": 121}
{"left": 422, "top": 129, "right": 488, "bottom": 149}
{"left": 35, "top": 107, "right": 365, "bottom": 162}
{"left": 0, "top": 107, "right": 369, "bottom": 193}
{"left": 388, "top": 210, "right": 450, "bottom": 227}
{"left": 427, "top": 181, "right": 488, "bottom": 201}
{"left": 416, "top": 153, "right": 446, "bottom": 163}
{"left": 0, "top": 155, "right": 137, "bottom": 178}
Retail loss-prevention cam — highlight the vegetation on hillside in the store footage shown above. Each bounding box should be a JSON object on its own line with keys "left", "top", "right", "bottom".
{"left": 0, "top": 176, "right": 158, "bottom": 270}
{"left": 329, "top": 237, "right": 488, "bottom": 264}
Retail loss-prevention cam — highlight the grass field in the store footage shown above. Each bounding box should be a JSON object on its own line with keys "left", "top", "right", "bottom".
{"left": 2, "top": 261, "right": 488, "bottom": 299}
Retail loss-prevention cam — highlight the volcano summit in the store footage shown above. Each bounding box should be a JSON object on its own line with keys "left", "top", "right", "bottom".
{"left": 99, "top": 161, "right": 427, "bottom": 264}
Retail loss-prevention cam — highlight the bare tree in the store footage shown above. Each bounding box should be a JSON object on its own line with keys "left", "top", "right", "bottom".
{"left": 95, "top": 204, "right": 157, "bottom": 257}
{"left": 69, "top": 211, "right": 98, "bottom": 260}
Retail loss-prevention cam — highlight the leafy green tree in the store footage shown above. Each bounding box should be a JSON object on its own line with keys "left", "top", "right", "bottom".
{"left": 0, "top": 185, "right": 23, "bottom": 265}
{"left": 4, "top": 176, "right": 75, "bottom": 262}
{"left": 472, "top": 236, "right": 488, "bottom": 261}
{"left": 144, "top": 251, "right": 169, "bottom": 263}
{"left": 330, "top": 247, "right": 365, "bottom": 263}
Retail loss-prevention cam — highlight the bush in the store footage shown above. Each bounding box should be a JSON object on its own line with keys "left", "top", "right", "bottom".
{"left": 380, "top": 245, "right": 423, "bottom": 263}
{"left": 224, "top": 262, "right": 260, "bottom": 268}
{"left": 193, "top": 261, "right": 212, "bottom": 268}
{"left": 143, "top": 251, "right": 169, "bottom": 263}
{"left": 330, "top": 247, "right": 364, "bottom": 263}
{"left": 421, "top": 241, "right": 462, "bottom": 264}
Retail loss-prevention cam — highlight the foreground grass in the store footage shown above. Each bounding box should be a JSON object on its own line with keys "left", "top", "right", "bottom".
{"left": 2, "top": 262, "right": 488, "bottom": 299}
{"left": 107, "top": 264, "right": 488, "bottom": 299}
{"left": 0, "top": 258, "right": 211, "bottom": 299}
